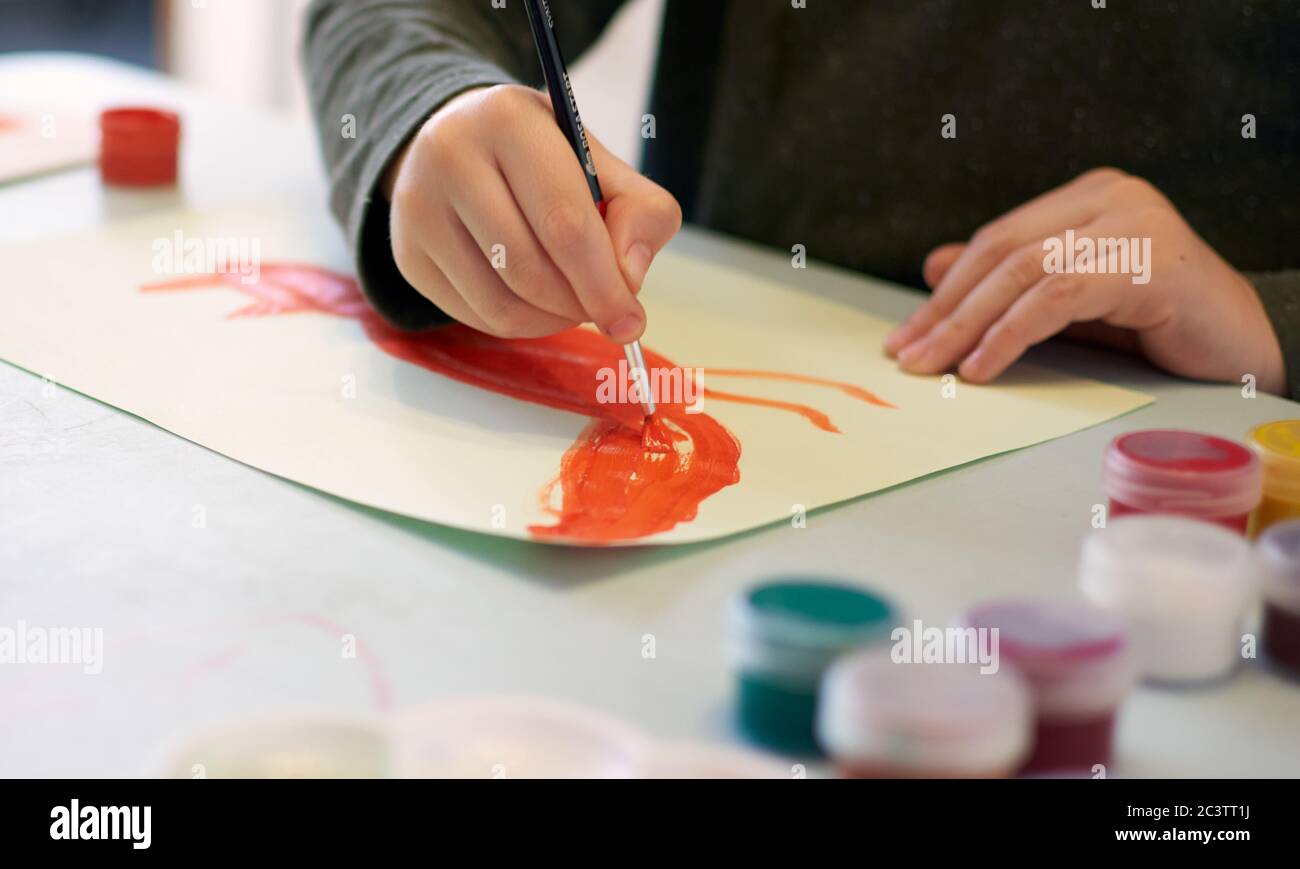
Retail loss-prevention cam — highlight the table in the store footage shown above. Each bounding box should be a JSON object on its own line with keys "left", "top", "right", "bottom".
{"left": 2, "top": 54, "right": 1297, "bottom": 777}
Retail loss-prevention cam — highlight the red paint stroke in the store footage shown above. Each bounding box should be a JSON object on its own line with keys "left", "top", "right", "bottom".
{"left": 143, "top": 264, "right": 892, "bottom": 542}
{"left": 177, "top": 613, "right": 393, "bottom": 712}
{"left": 0, "top": 115, "right": 20, "bottom": 133}
{"left": 706, "top": 369, "right": 895, "bottom": 409}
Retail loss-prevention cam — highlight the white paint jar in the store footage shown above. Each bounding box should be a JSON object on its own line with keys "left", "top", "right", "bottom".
{"left": 1079, "top": 515, "right": 1254, "bottom": 684}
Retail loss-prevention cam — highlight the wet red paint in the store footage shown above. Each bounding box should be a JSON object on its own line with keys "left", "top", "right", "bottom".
{"left": 143, "top": 264, "right": 893, "bottom": 543}
{"left": 706, "top": 369, "right": 894, "bottom": 411}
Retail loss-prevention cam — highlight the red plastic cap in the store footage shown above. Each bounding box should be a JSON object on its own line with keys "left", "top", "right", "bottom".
{"left": 1103, "top": 429, "right": 1261, "bottom": 520}
{"left": 960, "top": 599, "right": 1127, "bottom": 667}
{"left": 99, "top": 107, "right": 181, "bottom": 187}
{"left": 1113, "top": 429, "right": 1254, "bottom": 473}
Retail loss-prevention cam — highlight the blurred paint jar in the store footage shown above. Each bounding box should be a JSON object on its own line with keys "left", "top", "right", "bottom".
{"left": 151, "top": 711, "right": 389, "bottom": 778}
{"left": 817, "top": 651, "right": 1032, "bottom": 778}
{"left": 99, "top": 107, "right": 181, "bottom": 187}
{"left": 956, "top": 600, "right": 1135, "bottom": 775}
{"left": 389, "top": 695, "right": 647, "bottom": 778}
{"left": 641, "top": 742, "right": 791, "bottom": 779}
{"left": 727, "top": 580, "right": 897, "bottom": 755}
{"left": 1255, "top": 520, "right": 1300, "bottom": 679}
{"left": 1079, "top": 515, "right": 1254, "bottom": 683}
{"left": 1247, "top": 421, "right": 1300, "bottom": 538}
{"left": 1103, "top": 430, "right": 1261, "bottom": 535}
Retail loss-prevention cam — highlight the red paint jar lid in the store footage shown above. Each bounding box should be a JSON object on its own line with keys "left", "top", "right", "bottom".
{"left": 1103, "top": 430, "right": 1261, "bottom": 519}
{"left": 99, "top": 107, "right": 180, "bottom": 187}
{"left": 962, "top": 600, "right": 1126, "bottom": 664}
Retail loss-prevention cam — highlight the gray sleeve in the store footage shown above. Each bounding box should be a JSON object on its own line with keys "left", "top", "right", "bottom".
{"left": 301, "top": 0, "right": 627, "bottom": 329}
{"left": 1247, "top": 271, "right": 1300, "bottom": 400}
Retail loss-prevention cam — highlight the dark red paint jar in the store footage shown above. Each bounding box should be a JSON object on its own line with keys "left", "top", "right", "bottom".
{"left": 1103, "top": 430, "right": 1261, "bottom": 535}
{"left": 1256, "top": 520, "right": 1300, "bottom": 679}
{"left": 958, "top": 600, "right": 1135, "bottom": 776}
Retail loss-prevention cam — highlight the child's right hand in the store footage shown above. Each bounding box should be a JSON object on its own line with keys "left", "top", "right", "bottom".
{"left": 383, "top": 85, "right": 682, "bottom": 342}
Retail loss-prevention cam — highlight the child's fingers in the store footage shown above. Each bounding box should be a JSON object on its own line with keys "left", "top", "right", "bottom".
{"left": 430, "top": 208, "right": 579, "bottom": 338}
{"left": 492, "top": 103, "right": 644, "bottom": 343}
{"left": 957, "top": 269, "right": 1126, "bottom": 383}
{"left": 391, "top": 214, "right": 494, "bottom": 333}
{"left": 890, "top": 171, "right": 1114, "bottom": 354}
{"left": 589, "top": 133, "right": 682, "bottom": 293}
{"left": 898, "top": 238, "right": 1051, "bottom": 375}
{"left": 922, "top": 243, "right": 966, "bottom": 289}
{"left": 449, "top": 162, "right": 587, "bottom": 322}
{"left": 885, "top": 242, "right": 965, "bottom": 356}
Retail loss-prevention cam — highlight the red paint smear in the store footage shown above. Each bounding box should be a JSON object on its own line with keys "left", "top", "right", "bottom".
{"left": 176, "top": 613, "right": 393, "bottom": 712}
{"left": 707, "top": 369, "right": 895, "bottom": 409}
{"left": 143, "top": 264, "right": 892, "bottom": 543}
{"left": 703, "top": 389, "right": 842, "bottom": 434}
{"left": 0, "top": 116, "right": 20, "bottom": 134}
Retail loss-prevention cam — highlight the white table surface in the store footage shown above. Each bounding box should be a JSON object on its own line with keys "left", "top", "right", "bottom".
{"left": 2, "top": 54, "right": 1298, "bottom": 778}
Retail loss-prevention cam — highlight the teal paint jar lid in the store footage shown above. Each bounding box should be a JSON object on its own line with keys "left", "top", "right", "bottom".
{"left": 727, "top": 579, "right": 898, "bottom": 755}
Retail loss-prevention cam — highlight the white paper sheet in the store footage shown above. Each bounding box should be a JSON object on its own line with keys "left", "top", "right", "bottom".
{"left": 0, "top": 109, "right": 96, "bottom": 183}
{"left": 0, "top": 205, "right": 1151, "bottom": 545}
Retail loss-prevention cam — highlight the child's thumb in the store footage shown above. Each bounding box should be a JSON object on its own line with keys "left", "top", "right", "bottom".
{"left": 596, "top": 155, "right": 683, "bottom": 294}
{"left": 606, "top": 181, "right": 683, "bottom": 293}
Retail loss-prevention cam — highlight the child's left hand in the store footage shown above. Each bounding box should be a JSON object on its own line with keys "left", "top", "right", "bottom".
{"left": 884, "top": 167, "right": 1286, "bottom": 394}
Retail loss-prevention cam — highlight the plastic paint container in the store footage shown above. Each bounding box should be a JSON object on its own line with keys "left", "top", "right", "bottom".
{"left": 1247, "top": 421, "right": 1300, "bottom": 538}
{"left": 1079, "top": 515, "right": 1254, "bottom": 683}
{"left": 1103, "top": 430, "right": 1261, "bottom": 534}
{"left": 816, "top": 651, "right": 1032, "bottom": 778}
{"left": 151, "top": 711, "right": 389, "bottom": 778}
{"left": 1255, "top": 520, "right": 1300, "bottom": 679}
{"left": 642, "top": 742, "right": 791, "bottom": 779}
{"left": 727, "top": 580, "right": 897, "bottom": 755}
{"left": 99, "top": 107, "right": 181, "bottom": 187}
{"left": 388, "top": 695, "right": 648, "bottom": 778}
{"left": 956, "top": 600, "right": 1135, "bottom": 775}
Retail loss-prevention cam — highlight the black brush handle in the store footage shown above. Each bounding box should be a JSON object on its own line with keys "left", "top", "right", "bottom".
{"left": 522, "top": 0, "right": 606, "bottom": 211}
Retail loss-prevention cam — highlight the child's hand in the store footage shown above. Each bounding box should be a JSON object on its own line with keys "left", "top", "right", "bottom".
{"left": 384, "top": 85, "right": 682, "bottom": 341}
{"left": 885, "top": 167, "right": 1286, "bottom": 394}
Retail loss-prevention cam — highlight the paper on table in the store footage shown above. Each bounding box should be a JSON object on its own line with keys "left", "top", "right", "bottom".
{"left": 0, "top": 110, "right": 97, "bottom": 183}
{"left": 0, "top": 205, "right": 1151, "bottom": 546}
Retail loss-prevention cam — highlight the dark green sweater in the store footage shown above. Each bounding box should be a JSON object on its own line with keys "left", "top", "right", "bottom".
{"left": 303, "top": 0, "right": 1300, "bottom": 395}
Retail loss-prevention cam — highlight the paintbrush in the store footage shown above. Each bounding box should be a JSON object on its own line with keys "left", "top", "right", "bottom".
{"left": 521, "top": 0, "right": 657, "bottom": 418}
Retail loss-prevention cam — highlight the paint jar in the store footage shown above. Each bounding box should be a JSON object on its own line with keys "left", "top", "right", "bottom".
{"left": 1255, "top": 520, "right": 1300, "bottom": 679}
{"left": 99, "top": 107, "right": 181, "bottom": 187}
{"left": 1079, "top": 515, "right": 1254, "bottom": 683}
{"left": 151, "top": 711, "right": 389, "bottom": 778}
{"left": 1247, "top": 421, "right": 1300, "bottom": 538}
{"left": 956, "top": 600, "right": 1135, "bottom": 775}
{"left": 642, "top": 742, "right": 791, "bottom": 779}
{"left": 388, "top": 695, "right": 648, "bottom": 778}
{"left": 817, "top": 651, "right": 1032, "bottom": 778}
{"left": 727, "top": 580, "right": 897, "bottom": 755}
{"left": 1102, "top": 430, "right": 1261, "bottom": 534}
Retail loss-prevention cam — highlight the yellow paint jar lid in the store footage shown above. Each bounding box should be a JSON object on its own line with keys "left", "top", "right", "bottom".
{"left": 1249, "top": 421, "right": 1300, "bottom": 501}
